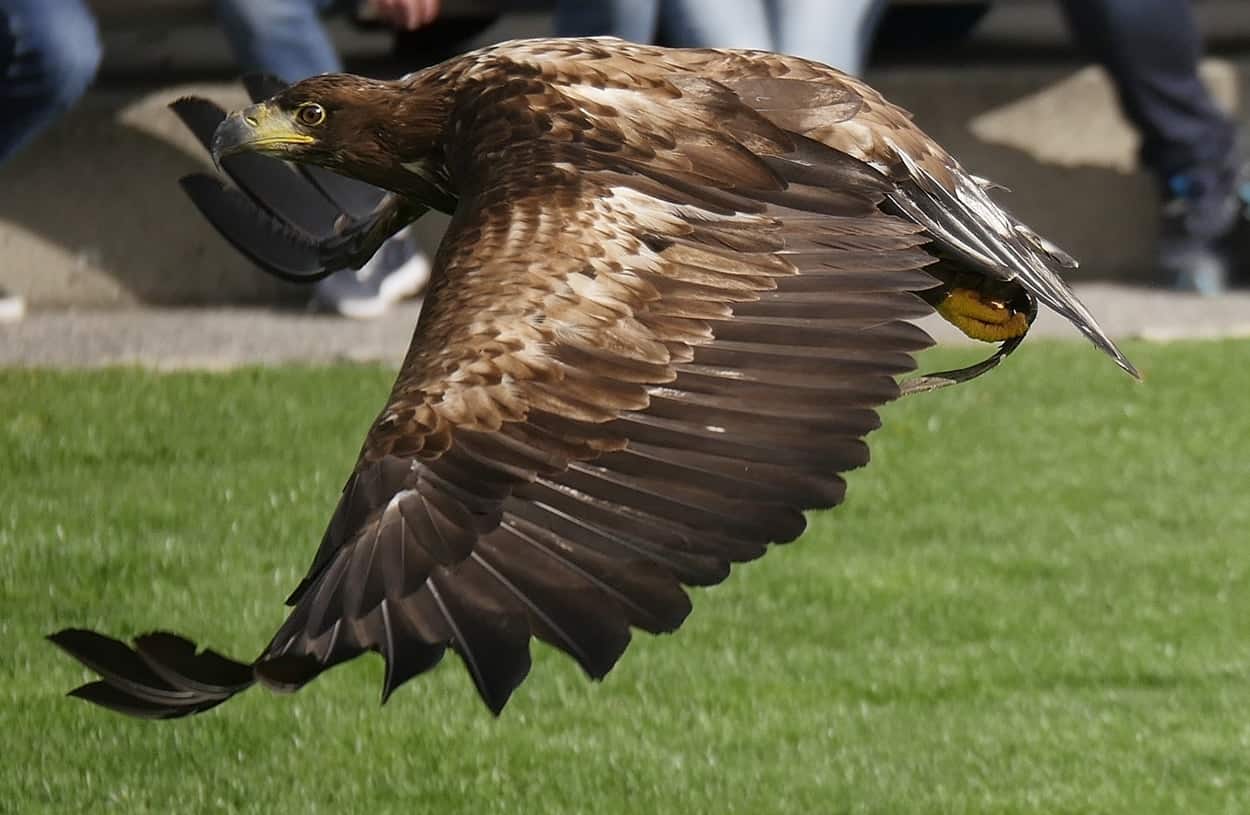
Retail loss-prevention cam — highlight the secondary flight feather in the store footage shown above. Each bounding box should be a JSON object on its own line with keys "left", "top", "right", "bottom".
{"left": 50, "top": 37, "right": 1137, "bottom": 718}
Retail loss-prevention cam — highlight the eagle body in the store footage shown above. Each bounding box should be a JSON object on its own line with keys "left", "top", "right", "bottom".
{"left": 51, "top": 37, "right": 1136, "bottom": 718}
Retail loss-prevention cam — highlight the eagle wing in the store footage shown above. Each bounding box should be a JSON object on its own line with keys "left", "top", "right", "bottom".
{"left": 52, "top": 43, "right": 1030, "bottom": 717}
{"left": 254, "top": 61, "right": 941, "bottom": 712}
{"left": 686, "top": 46, "right": 1136, "bottom": 375}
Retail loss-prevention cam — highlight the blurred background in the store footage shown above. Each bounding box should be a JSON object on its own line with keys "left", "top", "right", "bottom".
{"left": 5, "top": 6, "right": 1250, "bottom": 812}
{"left": 0, "top": 0, "right": 1246, "bottom": 318}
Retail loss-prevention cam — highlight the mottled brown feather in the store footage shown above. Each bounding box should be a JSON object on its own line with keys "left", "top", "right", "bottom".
{"left": 51, "top": 36, "right": 1131, "bottom": 719}
{"left": 246, "top": 45, "right": 944, "bottom": 710}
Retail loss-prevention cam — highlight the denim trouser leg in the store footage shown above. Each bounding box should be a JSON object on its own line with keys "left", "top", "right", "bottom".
{"left": 555, "top": 0, "right": 772, "bottom": 49}
{"left": 0, "top": 0, "right": 102, "bottom": 165}
{"left": 660, "top": 0, "right": 772, "bottom": 50}
{"left": 1057, "top": 0, "right": 1237, "bottom": 185}
{"left": 213, "top": 0, "right": 341, "bottom": 83}
{"left": 555, "top": 0, "right": 883, "bottom": 69}
{"left": 554, "top": 0, "right": 662, "bottom": 42}
{"left": 768, "top": 0, "right": 886, "bottom": 74}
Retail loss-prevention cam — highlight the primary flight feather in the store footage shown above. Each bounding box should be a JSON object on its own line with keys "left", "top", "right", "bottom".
{"left": 50, "top": 37, "right": 1137, "bottom": 718}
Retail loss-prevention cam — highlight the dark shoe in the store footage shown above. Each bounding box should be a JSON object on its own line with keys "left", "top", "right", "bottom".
{"left": 1160, "top": 164, "right": 1250, "bottom": 295}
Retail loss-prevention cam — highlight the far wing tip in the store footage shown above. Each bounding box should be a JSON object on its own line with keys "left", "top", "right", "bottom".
{"left": 1111, "top": 348, "right": 1142, "bottom": 381}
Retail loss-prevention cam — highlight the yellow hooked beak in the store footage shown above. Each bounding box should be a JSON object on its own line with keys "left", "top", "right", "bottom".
{"left": 211, "top": 103, "right": 315, "bottom": 163}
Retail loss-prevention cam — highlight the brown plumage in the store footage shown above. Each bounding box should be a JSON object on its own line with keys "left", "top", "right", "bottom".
{"left": 50, "top": 37, "right": 1136, "bottom": 718}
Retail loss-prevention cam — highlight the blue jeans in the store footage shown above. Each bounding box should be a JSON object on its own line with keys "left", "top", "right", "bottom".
{"left": 0, "top": 0, "right": 102, "bottom": 164}
{"left": 769, "top": 0, "right": 886, "bottom": 75}
{"left": 556, "top": 0, "right": 774, "bottom": 50}
{"left": 1057, "top": 0, "right": 1238, "bottom": 189}
{"left": 213, "top": 0, "right": 344, "bottom": 83}
{"left": 555, "top": 0, "right": 885, "bottom": 74}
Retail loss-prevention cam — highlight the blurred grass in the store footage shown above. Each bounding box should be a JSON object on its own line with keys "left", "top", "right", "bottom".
{"left": 3, "top": 339, "right": 1250, "bottom": 814}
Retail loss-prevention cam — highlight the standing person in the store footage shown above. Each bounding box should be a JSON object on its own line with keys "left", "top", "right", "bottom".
{"left": 839, "top": 0, "right": 1247, "bottom": 292}
{"left": 213, "top": 0, "right": 440, "bottom": 317}
{"left": 0, "top": 0, "right": 103, "bottom": 321}
{"left": 1056, "top": 0, "right": 1247, "bottom": 294}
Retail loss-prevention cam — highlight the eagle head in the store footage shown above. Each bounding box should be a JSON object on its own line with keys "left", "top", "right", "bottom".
{"left": 211, "top": 73, "right": 450, "bottom": 203}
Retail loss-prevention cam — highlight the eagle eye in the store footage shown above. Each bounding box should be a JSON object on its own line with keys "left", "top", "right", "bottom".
{"left": 296, "top": 103, "right": 326, "bottom": 127}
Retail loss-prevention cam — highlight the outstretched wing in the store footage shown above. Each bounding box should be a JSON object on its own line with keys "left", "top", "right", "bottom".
{"left": 53, "top": 49, "right": 945, "bottom": 717}
{"left": 258, "top": 70, "right": 943, "bottom": 712}
{"left": 682, "top": 46, "right": 1136, "bottom": 376}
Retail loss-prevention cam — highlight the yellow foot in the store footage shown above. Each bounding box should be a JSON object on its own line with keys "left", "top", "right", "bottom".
{"left": 936, "top": 288, "right": 1030, "bottom": 343}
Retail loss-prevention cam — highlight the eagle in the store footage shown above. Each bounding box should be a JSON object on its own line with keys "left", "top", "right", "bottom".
{"left": 50, "top": 37, "right": 1138, "bottom": 719}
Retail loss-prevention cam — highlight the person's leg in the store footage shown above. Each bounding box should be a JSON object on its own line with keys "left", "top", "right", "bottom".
{"left": 1058, "top": 0, "right": 1246, "bottom": 292}
{"left": 769, "top": 0, "right": 888, "bottom": 74}
{"left": 213, "top": 0, "right": 341, "bottom": 82}
{"left": 553, "top": 0, "right": 661, "bottom": 43}
{"left": 0, "top": 0, "right": 101, "bottom": 320}
{"left": 660, "top": 0, "right": 773, "bottom": 50}
{"left": 0, "top": 0, "right": 102, "bottom": 164}
{"left": 1057, "top": 0, "right": 1236, "bottom": 183}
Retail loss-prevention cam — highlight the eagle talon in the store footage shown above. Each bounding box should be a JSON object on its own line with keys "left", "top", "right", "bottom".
{"left": 937, "top": 288, "right": 1030, "bottom": 342}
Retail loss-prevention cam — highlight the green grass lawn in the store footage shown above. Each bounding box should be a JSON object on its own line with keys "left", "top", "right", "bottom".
{"left": 3, "top": 339, "right": 1250, "bottom": 814}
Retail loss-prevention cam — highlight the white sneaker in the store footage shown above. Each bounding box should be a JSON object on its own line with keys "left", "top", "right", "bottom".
{"left": 0, "top": 289, "right": 25, "bottom": 323}
{"left": 313, "top": 230, "right": 431, "bottom": 319}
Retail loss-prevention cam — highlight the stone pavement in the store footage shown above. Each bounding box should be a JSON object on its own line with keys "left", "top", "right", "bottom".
{"left": 3, "top": 284, "right": 1249, "bottom": 370}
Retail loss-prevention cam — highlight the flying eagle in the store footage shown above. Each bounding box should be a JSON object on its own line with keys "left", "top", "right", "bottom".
{"left": 50, "top": 37, "right": 1137, "bottom": 718}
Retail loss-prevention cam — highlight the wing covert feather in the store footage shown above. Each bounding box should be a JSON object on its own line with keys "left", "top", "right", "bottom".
{"left": 56, "top": 43, "right": 956, "bottom": 718}
{"left": 245, "top": 67, "right": 943, "bottom": 712}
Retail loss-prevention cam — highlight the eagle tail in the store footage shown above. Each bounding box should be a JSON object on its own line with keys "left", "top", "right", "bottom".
{"left": 47, "top": 629, "right": 256, "bottom": 720}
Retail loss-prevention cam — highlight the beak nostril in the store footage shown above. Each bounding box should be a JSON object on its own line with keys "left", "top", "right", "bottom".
{"left": 244, "top": 115, "right": 259, "bottom": 127}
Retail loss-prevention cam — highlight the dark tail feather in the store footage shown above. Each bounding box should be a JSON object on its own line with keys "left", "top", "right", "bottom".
{"left": 48, "top": 629, "right": 255, "bottom": 720}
